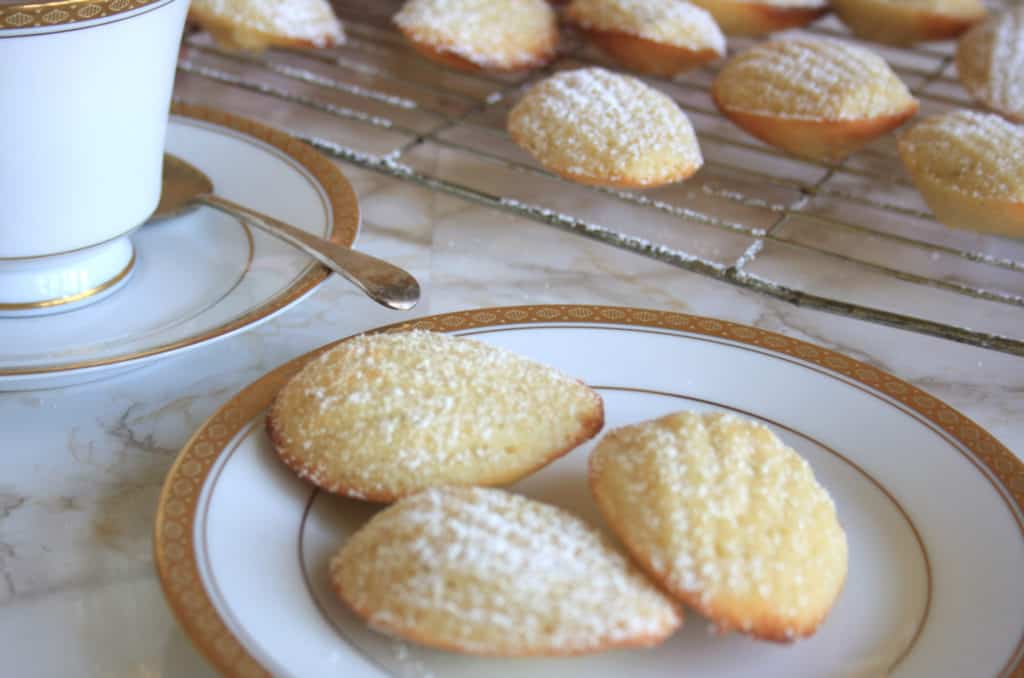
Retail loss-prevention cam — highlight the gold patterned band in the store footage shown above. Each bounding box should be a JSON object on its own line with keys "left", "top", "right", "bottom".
{"left": 0, "top": 0, "right": 163, "bottom": 31}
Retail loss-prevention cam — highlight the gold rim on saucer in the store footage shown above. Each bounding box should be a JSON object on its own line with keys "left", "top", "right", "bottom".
{"left": 0, "top": 101, "right": 359, "bottom": 377}
{"left": 154, "top": 304, "right": 1024, "bottom": 678}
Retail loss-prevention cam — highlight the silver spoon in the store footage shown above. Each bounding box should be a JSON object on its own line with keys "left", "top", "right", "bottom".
{"left": 152, "top": 154, "right": 420, "bottom": 311}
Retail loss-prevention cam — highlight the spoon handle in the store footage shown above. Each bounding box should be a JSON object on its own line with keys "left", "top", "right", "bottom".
{"left": 198, "top": 195, "right": 419, "bottom": 311}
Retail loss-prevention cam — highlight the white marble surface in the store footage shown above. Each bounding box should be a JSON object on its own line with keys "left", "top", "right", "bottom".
{"left": 4, "top": 10, "right": 1024, "bottom": 676}
{"left": 2, "top": 161, "right": 1022, "bottom": 677}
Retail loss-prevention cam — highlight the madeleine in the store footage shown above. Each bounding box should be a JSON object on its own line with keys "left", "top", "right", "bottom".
{"left": 713, "top": 37, "right": 918, "bottom": 162}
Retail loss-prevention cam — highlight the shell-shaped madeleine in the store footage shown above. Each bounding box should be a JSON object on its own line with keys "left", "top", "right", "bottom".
{"left": 267, "top": 330, "right": 604, "bottom": 502}
{"left": 188, "top": 0, "right": 344, "bottom": 50}
{"left": 686, "top": 0, "right": 827, "bottom": 36}
{"left": 508, "top": 67, "right": 703, "bottom": 188}
{"left": 831, "top": 0, "right": 985, "bottom": 45}
{"left": 957, "top": 7, "right": 1024, "bottom": 123}
{"left": 590, "top": 411, "right": 848, "bottom": 642}
{"left": 900, "top": 110, "right": 1024, "bottom": 237}
{"left": 394, "top": 0, "right": 557, "bottom": 72}
{"left": 712, "top": 37, "right": 917, "bottom": 161}
{"left": 331, "top": 487, "right": 682, "bottom": 655}
{"left": 565, "top": 0, "right": 725, "bottom": 75}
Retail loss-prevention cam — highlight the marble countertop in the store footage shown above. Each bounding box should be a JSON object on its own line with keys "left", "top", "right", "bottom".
{"left": 3, "top": 7, "right": 1024, "bottom": 677}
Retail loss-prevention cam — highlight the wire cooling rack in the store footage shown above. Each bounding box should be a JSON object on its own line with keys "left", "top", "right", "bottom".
{"left": 175, "top": 0, "right": 1024, "bottom": 356}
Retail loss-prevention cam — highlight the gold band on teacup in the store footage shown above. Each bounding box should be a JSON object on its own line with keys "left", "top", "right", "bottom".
{"left": 0, "top": 252, "right": 134, "bottom": 310}
{"left": 0, "top": 0, "right": 163, "bottom": 31}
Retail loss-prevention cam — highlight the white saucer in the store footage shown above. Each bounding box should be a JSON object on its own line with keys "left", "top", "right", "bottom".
{"left": 0, "top": 103, "right": 359, "bottom": 391}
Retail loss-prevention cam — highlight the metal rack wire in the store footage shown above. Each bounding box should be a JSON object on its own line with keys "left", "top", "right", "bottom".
{"left": 175, "top": 1, "right": 1024, "bottom": 356}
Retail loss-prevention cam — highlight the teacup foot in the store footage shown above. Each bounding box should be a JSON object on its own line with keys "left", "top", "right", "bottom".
{"left": 0, "top": 236, "right": 136, "bottom": 317}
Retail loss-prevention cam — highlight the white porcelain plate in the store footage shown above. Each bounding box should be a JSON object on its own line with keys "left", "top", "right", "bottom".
{"left": 155, "top": 306, "right": 1024, "bottom": 678}
{"left": 0, "top": 103, "right": 358, "bottom": 391}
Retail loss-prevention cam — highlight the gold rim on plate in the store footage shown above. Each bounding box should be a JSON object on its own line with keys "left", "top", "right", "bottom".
{"left": 154, "top": 304, "right": 1024, "bottom": 678}
{"left": 0, "top": 101, "right": 359, "bottom": 377}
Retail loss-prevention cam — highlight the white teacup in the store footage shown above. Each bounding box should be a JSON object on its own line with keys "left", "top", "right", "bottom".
{"left": 0, "top": 0, "right": 188, "bottom": 316}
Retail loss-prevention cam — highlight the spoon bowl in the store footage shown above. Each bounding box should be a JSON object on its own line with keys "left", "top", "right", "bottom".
{"left": 153, "top": 155, "right": 214, "bottom": 222}
{"left": 154, "top": 154, "right": 420, "bottom": 311}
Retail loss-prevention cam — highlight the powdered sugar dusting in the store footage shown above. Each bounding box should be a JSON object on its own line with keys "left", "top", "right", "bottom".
{"left": 567, "top": 0, "right": 725, "bottom": 54}
{"left": 270, "top": 330, "right": 602, "bottom": 499}
{"left": 958, "top": 6, "right": 1024, "bottom": 121}
{"left": 714, "top": 37, "right": 914, "bottom": 120}
{"left": 389, "top": 639, "right": 435, "bottom": 678}
{"left": 592, "top": 411, "right": 847, "bottom": 636}
{"left": 332, "top": 487, "right": 681, "bottom": 654}
{"left": 508, "top": 67, "right": 703, "bottom": 186}
{"left": 900, "top": 110, "right": 1024, "bottom": 200}
{"left": 191, "top": 0, "right": 343, "bottom": 47}
{"left": 394, "top": 0, "right": 557, "bottom": 70}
